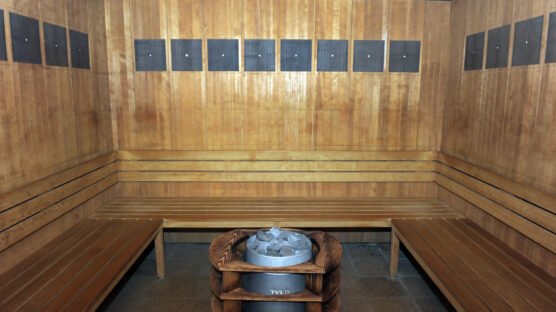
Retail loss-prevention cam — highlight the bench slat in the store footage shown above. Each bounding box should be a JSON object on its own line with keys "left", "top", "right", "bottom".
{"left": 393, "top": 220, "right": 490, "bottom": 312}
{"left": 409, "top": 220, "right": 513, "bottom": 311}
{"left": 393, "top": 219, "right": 556, "bottom": 312}
{"left": 40, "top": 220, "right": 154, "bottom": 311}
{"left": 433, "top": 219, "right": 539, "bottom": 311}
{"left": 62, "top": 220, "right": 162, "bottom": 312}
{"left": 0, "top": 220, "right": 101, "bottom": 285}
{"left": 0, "top": 219, "right": 162, "bottom": 312}
{"left": 453, "top": 220, "right": 556, "bottom": 301}
{"left": 1, "top": 221, "right": 127, "bottom": 311}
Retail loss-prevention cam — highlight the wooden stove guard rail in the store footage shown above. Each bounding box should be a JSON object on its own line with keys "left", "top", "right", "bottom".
{"left": 209, "top": 229, "right": 342, "bottom": 312}
{"left": 390, "top": 219, "right": 556, "bottom": 312}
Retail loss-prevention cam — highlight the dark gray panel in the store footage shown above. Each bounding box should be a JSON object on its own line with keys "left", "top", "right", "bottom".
{"left": 244, "top": 39, "right": 275, "bottom": 71}
{"left": 486, "top": 25, "right": 510, "bottom": 69}
{"left": 70, "top": 30, "right": 90, "bottom": 69}
{"left": 10, "top": 13, "right": 41, "bottom": 64}
{"left": 44, "top": 22, "right": 68, "bottom": 67}
{"left": 0, "top": 10, "right": 6, "bottom": 61}
{"left": 546, "top": 12, "right": 556, "bottom": 63}
{"left": 512, "top": 16, "right": 543, "bottom": 66}
{"left": 280, "top": 39, "right": 312, "bottom": 72}
{"left": 207, "top": 39, "right": 238, "bottom": 71}
{"left": 353, "top": 40, "right": 384, "bottom": 72}
{"left": 389, "top": 40, "right": 421, "bottom": 73}
{"left": 134, "top": 39, "right": 166, "bottom": 71}
{"left": 171, "top": 39, "right": 202, "bottom": 71}
{"left": 317, "top": 40, "right": 348, "bottom": 72}
{"left": 464, "top": 32, "right": 484, "bottom": 71}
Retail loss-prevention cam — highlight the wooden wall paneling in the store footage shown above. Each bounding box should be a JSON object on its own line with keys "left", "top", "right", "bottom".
{"left": 4, "top": 0, "right": 39, "bottom": 16}
{"left": 67, "top": 0, "right": 89, "bottom": 33}
{"left": 168, "top": 0, "right": 204, "bottom": 38}
{"left": 315, "top": 0, "right": 352, "bottom": 40}
{"left": 351, "top": 0, "right": 386, "bottom": 40}
{"left": 388, "top": 0, "right": 425, "bottom": 41}
{"left": 513, "top": 0, "right": 551, "bottom": 21}
{"left": 130, "top": 0, "right": 167, "bottom": 39}
{"left": 464, "top": 0, "right": 487, "bottom": 36}
{"left": 486, "top": 0, "right": 514, "bottom": 29}
{"left": 39, "top": 0, "right": 68, "bottom": 25}
{"left": 243, "top": 0, "right": 279, "bottom": 39}
{"left": 278, "top": 0, "right": 315, "bottom": 39}
{"left": 418, "top": 2, "right": 450, "bottom": 151}
{"left": 204, "top": 0, "right": 242, "bottom": 38}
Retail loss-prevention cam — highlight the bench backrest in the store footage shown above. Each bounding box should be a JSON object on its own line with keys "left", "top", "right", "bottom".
{"left": 117, "top": 150, "right": 437, "bottom": 183}
{"left": 436, "top": 153, "right": 556, "bottom": 255}
{"left": 0, "top": 153, "right": 118, "bottom": 253}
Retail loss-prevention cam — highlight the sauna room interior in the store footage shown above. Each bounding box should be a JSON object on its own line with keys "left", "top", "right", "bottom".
{"left": 0, "top": 0, "right": 554, "bottom": 311}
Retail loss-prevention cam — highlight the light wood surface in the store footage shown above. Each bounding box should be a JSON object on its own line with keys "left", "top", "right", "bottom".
{"left": 93, "top": 197, "right": 462, "bottom": 229}
{"left": 442, "top": 0, "right": 556, "bottom": 196}
{"left": 391, "top": 219, "right": 556, "bottom": 312}
{"left": 105, "top": 0, "right": 451, "bottom": 151}
{"left": 0, "top": 0, "right": 114, "bottom": 196}
{"left": 0, "top": 218, "right": 162, "bottom": 312}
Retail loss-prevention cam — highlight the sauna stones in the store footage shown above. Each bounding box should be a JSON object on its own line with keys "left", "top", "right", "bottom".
{"left": 248, "top": 227, "right": 312, "bottom": 257}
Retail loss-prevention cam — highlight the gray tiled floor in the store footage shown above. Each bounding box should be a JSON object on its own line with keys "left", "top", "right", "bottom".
{"left": 99, "top": 243, "right": 454, "bottom": 311}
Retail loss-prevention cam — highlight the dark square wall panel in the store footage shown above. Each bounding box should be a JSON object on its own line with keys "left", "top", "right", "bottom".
{"left": 353, "top": 40, "right": 384, "bottom": 72}
{"left": 512, "top": 16, "right": 543, "bottom": 66}
{"left": 486, "top": 25, "right": 510, "bottom": 69}
{"left": 317, "top": 40, "right": 348, "bottom": 72}
{"left": 389, "top": 40, "right": 421, "bottom": 73}
{"left": 207, "top": 39, "right": 238, "bottom": 71}
{"left": 280, "top": 39, "right": 312, "bottom": 72}
{"left": 135, "top": 39, "right": 166, "bottom": 71}
{"left": 464, "top": 32, "right": 484, "bottom": 71}
{"left": 10, "top": 13, "right": 41, "bottom": 64}
{"left": 546, "top": 12, "right": 556, "bottom": 63}
{"left": 244, "top": 39, "right": 275, "bottom": 71}
{"left": 70, "top": 30, "right": 90, "bottom": 69}
{"left": 0, "top": 10, "right": 6, "bottom": 61}
{"left": 171, "top": 39, "right": 202, "bottom": 71}
{"left": 44, "top": 22, "right": 68, "bottom": 67}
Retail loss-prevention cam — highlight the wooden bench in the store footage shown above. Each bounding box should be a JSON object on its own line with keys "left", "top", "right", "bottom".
{"left": 0, "top": 218, "right": 163, "bottom": 311}
{"left": 0, "top": 153, "right": 165, "bottom": 311}
{"left": 390, "top": 219, "right": 556, "bottom": 312}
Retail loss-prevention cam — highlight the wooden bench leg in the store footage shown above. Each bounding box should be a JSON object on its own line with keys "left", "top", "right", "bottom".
{"left": 389, "top": 229, "right": 400, "bottom": 277}
{"left": 155, "top": 229, "right": 166, "bottom": 278}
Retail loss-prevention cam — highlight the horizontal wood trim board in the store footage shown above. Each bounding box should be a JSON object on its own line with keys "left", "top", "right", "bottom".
{"left": 437, "top": 153, "right": 556, "bottom": 212}
{"left": 435, "top": 175, "right": 556, "bottom": 254}
{"left": 0, "top": 163, "right": 118, "bottom": 233}
{"left": 118, "top": 172, "right": 436, "bottom": 182}
{"left": 0, "top": 152, "right": 117, "bottom": 214}
{"left": 160, "top": 220, "right": 394, "bottom": 228}
{"left": 119, "top": 160, "right": 436, "bottom": 172}
{"left": 436, "top": 164, "right": 556, "bottom": 234}
{"left": 0, "top": 174, "right": 118, "bottom": 253}
{"left": 117, "top": 150, "right": 438, "bottom": 161}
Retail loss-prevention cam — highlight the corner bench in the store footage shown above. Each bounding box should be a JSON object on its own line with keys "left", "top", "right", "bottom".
{"left": 0, "top": 218, "right": 163, "bottom": 312}
{"left": 390, "top": 219, "right": 556, "bottom": 312}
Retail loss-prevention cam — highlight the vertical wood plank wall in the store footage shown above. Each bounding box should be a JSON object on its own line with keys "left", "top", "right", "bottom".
{"left": 440, "top": 0, "right": 556, "bottom": 274}
{"left": 106, "top": 0, "right": 451, "bottom": 153}
{"left": 0, "top": 0, "right": 114, "bottom": 194}
{"left": 442, "top": 0, "right": 556, "bottom": 195}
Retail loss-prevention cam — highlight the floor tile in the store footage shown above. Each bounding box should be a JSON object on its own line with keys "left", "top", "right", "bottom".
{"left": 360, "top": 277, "right": 408, "bottom": 298}
{"left": 369, "top": 297, "right": 419, "bottom": 312}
